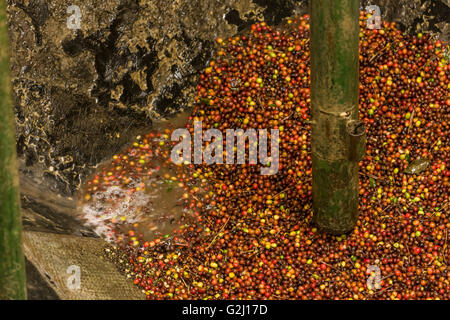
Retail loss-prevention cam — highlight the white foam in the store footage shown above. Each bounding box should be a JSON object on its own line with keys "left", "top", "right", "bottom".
{"left": 81, "top": 180, "right": 151, "bottom": 242}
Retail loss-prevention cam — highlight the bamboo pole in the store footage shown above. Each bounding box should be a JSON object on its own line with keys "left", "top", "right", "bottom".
{"left": 0, "top": 1, "right": 27, "bottom": 299}
{"left": 310, "top": 0, "right": 366, "bottom": 234}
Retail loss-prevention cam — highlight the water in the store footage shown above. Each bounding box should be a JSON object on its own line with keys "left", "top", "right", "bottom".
{"left": 77, "top": 109, "right": 202, "bottom": 244}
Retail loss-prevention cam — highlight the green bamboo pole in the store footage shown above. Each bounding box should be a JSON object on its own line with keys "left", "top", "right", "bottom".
{"left": 0, "top": 1, "right": 27, "bottom": 299}
{"left": 310, "top": 0, "right": 366, "bottom": 234}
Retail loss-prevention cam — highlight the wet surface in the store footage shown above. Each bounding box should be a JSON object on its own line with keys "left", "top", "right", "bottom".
{"left": 7, "top": 0, "right": 448, "bottom": 299}
{"left": 360, "top": 0, "right": 450, "bottom": 42}
{"left": 18, "top": 110, "right": 195, "bottom": 299}
{"left": 25, "top": 258, "right": 60, "bottom": 300}
{"left": 77, "top": 110, "right": 208, "bottom": 246}
{"left": 7, "top": 0, "right": 448, "bottom": 197}
{"left": 20, "top": 174, "right": 98, "bottom": 237}
{"left": 79, "top": 148, "right": 187, "bottom": 242}
{"left": 8, "top": 0, "right": 270, "bottom": 195}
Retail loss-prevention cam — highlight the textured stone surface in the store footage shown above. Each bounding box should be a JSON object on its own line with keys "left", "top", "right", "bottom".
{"left": 6, "top": 0, "right": 448, "bottom": 195}
{"left": 360, "top": 0, "right": 449, "bottom": 41}
{"left": 25, "top": 257, "right": 59, "bottom": 300}
{"left": 22, "top": 231, "right": 144, "bottom": 299}
{"left": 7, "top": 0, "right": 308, "bottom": 195}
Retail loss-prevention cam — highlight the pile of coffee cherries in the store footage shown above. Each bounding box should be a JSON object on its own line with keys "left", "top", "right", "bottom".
{"left": 82, "top": 12, "right": 449, "bottom": 300}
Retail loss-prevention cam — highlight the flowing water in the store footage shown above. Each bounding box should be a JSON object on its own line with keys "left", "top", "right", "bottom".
{"left": 77, "top": 110, "right": 202, "bottom": 244}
